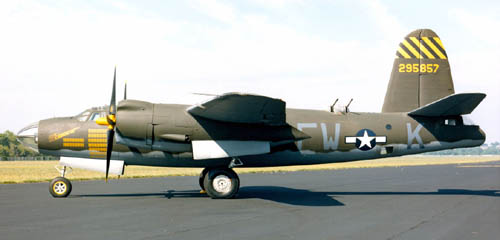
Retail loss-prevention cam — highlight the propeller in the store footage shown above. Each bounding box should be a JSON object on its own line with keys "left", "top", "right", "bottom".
{"left": 96, "top": 67, "right": 117, "bottom": 182}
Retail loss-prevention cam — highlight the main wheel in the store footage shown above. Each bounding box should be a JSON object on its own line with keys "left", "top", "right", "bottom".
{"left": 203, "top": 168, "right": 240, "bottom": 199}
{"left": 199, "top": 168, "right": 209, "bottom": 191}
{"left": 49, "top": 177, "right": 72, "bottom": 198}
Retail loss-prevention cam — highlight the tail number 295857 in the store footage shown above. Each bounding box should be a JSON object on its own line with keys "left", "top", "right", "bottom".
{"left": 398, "top": 64, "right": 439, "bottom": 73}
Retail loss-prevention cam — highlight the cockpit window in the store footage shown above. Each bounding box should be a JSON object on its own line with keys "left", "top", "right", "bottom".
{"left": 76, "top": 111, "right": 90, "bottom": 122}
{"left": 77, "top": 111, "right": 91, "bottom": 122}
{"left": 89, "top": 112, "right": 106, "bottom": 121}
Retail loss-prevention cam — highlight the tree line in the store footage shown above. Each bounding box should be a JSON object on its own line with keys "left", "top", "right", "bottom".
{"left": 0, "top": 130, "right": 57, "bottom": 160}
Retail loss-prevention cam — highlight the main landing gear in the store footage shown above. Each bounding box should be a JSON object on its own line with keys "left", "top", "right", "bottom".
{"left": 49, "top": 166, "right": 72, "bottom": 198}
{"left": 199, "top": 158, "right": 242, "bottom": 199}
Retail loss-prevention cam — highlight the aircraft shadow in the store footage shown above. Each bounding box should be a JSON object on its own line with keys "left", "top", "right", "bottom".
{"left": 237, "top": 186, "right": 499, "bottom": 206}
{"left": 74, "top": 190, "right": 206, "bottom": 199}
{"left": 74, "top": 187, "right": 499, "bottom": 207}
{"left": 238, "top": 186, "right": 345, "bottom": 206}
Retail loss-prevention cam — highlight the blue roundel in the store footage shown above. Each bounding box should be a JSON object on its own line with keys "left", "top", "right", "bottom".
{"left": 355, "top": 129, "right": 377, "bottom": 151}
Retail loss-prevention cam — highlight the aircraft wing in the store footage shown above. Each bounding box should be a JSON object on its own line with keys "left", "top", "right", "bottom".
{"left": 408, "top": 93, "right": 486, "bottom": 117}
{"left": 187, "top": 93, "right": 309, "bottom": 159}
{"left": 187, "top": 93, "right": 286, "bottom": 126}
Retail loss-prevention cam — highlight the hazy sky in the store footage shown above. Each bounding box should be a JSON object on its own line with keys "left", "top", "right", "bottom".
{"left": 1, "top": 0, "right": 499, "bottom": 142}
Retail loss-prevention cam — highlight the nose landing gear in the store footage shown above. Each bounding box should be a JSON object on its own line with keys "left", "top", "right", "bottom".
{"left": 49, "top": 165, "right": 72, "bottom": 198}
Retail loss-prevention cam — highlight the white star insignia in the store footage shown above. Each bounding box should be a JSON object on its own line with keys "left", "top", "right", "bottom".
{"left": 345, "top": 129, "right": 387, "bottom": 150}
{"left": 357, "top": 130, "right": 375, "bottom": 148}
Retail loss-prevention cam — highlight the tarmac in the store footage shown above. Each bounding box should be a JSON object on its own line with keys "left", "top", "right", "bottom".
{"left": 0, "top": 161, "right": 499, "bottom": 240}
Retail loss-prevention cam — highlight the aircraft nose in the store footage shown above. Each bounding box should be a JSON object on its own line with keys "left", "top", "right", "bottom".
{"left": 16, "top": 122, "right": 39, "bottom": 152}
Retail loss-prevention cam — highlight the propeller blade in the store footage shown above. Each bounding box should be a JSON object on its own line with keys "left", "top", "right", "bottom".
{"left": 101, "top": 67, "right": 118, "bottom": 182}
{"left": 105, "top": 128, "right": 115, "bottom": 182}
{"left": 109, "top": 67, "right": 117, "bottom": 115}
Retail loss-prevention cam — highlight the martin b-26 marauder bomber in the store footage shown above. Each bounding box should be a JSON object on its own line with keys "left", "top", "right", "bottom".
{"left": 17, "top": 29, "right": 486, "bottom": 199}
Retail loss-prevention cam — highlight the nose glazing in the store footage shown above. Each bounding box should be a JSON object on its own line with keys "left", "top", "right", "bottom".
{"left": 17, "top": 122, "right": 39, "bottom": 152}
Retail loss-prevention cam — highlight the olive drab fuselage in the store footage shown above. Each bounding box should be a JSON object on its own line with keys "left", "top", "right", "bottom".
{"left": 36, "top": 101, "right": 485, "bottom": 168}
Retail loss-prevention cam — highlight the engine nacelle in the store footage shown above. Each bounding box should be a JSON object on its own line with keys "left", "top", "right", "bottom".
{"left": 116, "top": 100, "right": 153, "bottom": 140}
{"left": 115, "top": 100, "right": 193, "bottom": 153}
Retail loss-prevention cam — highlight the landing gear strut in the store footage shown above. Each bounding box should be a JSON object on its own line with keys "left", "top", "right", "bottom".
{"left": 49, "top": 166, "right": 72, "bottom": 198}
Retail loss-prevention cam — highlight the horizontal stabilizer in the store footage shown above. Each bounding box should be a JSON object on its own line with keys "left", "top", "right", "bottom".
{"left": 187, "top": 93, "right": 286, "bottom": 126}
{"left": 408, "top": 93, "right": 486, "bottom": 117}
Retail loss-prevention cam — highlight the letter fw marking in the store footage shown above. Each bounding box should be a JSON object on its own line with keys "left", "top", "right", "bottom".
{"left": 297, "top": 123, "right": 317, "bottom": 151}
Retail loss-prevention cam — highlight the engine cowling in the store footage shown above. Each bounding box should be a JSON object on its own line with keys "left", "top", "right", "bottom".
{"left": 115, "top": 100, "right": 192, "bottom": 153}
{"left": 115, "top": 100, "right": 153, "bottom": 140}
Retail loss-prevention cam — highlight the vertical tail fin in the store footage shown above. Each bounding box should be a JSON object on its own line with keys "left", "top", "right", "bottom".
{"left": 382, "top": 29, "right": 455, "bottom": 113}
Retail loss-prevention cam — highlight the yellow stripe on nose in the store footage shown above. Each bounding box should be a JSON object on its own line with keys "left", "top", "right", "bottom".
{"left": 63, "top": 143, "right": 84, "bottom": 148}
{"left": 88, "top": 133, "right": 107, "bottom": 138}
{"left": 63, "top": 138, "right": 84, "bottom": 143}
{"left": 88, "top": 129, "right": 107, "bottom": 133}
{"left": 88, "top": 143, "right": 107, "bottom": 148}
{"left": 89, "top": 147, "right": 107, "bottom": 152}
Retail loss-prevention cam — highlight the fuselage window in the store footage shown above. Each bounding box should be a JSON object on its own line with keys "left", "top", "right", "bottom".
{"left": 444, "top": 117, "right": 464, "bottom": 126}
{"left": 444, "top": 119, "right": 456, "bottom": 126}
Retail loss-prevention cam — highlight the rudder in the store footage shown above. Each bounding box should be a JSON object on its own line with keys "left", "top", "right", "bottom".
{"left": 382, "top": 29, "right": 455, "bottom": 112}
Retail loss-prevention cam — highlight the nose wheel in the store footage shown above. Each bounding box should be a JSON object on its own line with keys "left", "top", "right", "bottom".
{"left": 49, "top": 165, "right": 72, "bottom": 198}
{"left": 203, "top": 168, "right": 240, "bottom": 199}
{"left": 49, "top": 177, "right": 72, "bottom": 198}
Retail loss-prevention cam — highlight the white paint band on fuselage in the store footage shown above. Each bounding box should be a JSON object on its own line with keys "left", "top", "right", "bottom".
{"left": 192, "top": 140, "right": 270, "bottom": 160}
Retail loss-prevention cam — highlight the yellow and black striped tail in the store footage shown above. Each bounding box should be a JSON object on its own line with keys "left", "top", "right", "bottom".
{"left": 382, "top": 29, "right": 455, "bottom": 113}
{"left": 396, "top": 35, "right": 448, "bottom": 60}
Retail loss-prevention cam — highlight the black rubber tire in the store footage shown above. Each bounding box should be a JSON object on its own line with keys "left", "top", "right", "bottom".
{"left": 199, "top": 168, "right": 209, "bottom": 191}
{"left": 203, "top": 168, "right": 239, "bottom": 199}
{"left": 49, "top": 177, "right": 72, "bottom": 198}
